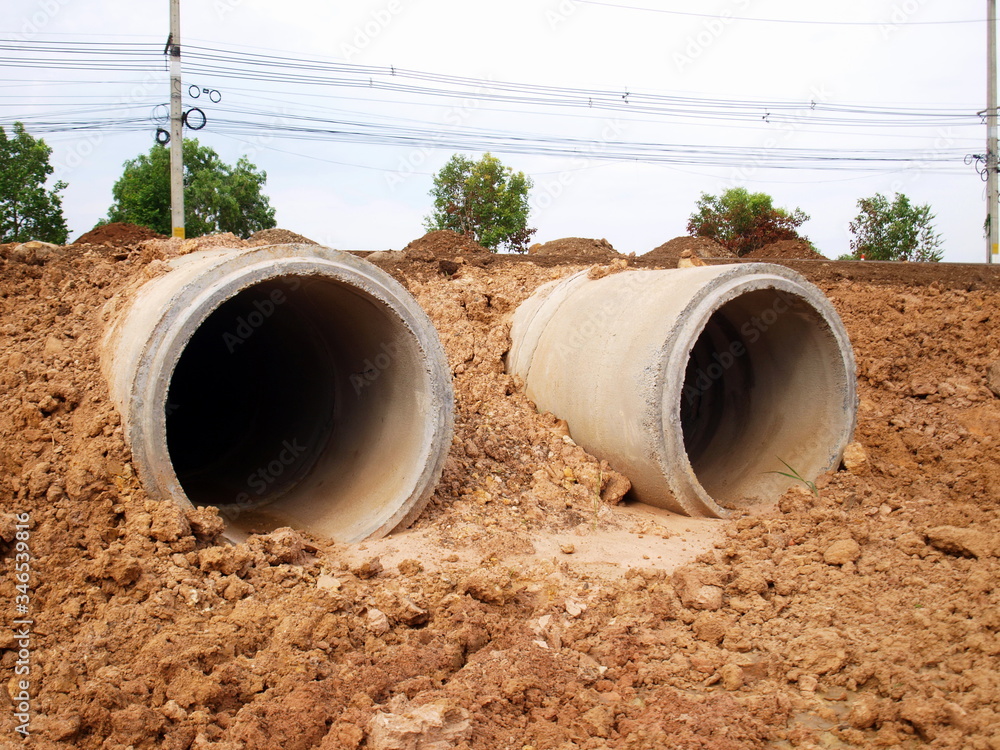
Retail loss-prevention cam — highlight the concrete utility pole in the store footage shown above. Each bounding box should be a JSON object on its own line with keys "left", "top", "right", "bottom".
{"left": 989, "top": 0, "right": 998, "bottom": 263}
{"left": 168, "top": 0, "right": 185, "bottom": 239}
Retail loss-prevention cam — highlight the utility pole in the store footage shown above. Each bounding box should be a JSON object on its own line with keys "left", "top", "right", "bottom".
{"left": 989, "top": 0, "right": 998, "bottom": 263}
{"left": 168, "top": 0, "right": 185, "bottom": 238}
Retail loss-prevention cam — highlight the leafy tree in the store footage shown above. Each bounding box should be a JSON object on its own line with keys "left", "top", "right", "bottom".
{"left": 686, "top": 187, "right": 809, "bottom": 257}
{"left": 106, "top": 139, "right": 276, "bottom": 238}
{"left": 424, "top": 152, "right": 535, "bottom": 252}
{"left": 847, "top": 192, "right": 942, "bottom": 262}
{"left": 0, "top": 122, "right": 68, "bottom": 244}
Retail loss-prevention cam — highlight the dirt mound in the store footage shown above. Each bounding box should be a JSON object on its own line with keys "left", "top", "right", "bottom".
{"left": 401, "top": 230, "right": 491, "bottom": 261}
{"left": 1, "top": 234, "right": 999, "bottom": 748}
{"left": 745, "top": 239, "right": 825, "bottom": 260}
{"left": 527, "top": 237, "right": 619, "bottom": 260}
{"left": 643, "top": 236, "right": 735, "bottom": 266}
{"left": 248, "top": 228, "right": 319, "bottom": 246}
{"left": 73, "top": 222, "right": 164, "bottom": 245}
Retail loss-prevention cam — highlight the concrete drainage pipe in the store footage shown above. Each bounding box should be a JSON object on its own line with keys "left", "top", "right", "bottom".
{"left": 102, "top": 244, "right": 453, "bottom": 543}
{"left": 508, "top": 263, "right": 857, "bottom": 517}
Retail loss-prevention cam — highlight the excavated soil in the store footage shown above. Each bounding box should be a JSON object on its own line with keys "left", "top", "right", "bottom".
{"left": 642, "top": 236, "right": 735, "bottom": 266}
{"left": 743, "top": 239, "right": 826, "bottom": 261}
{"left": 527, "top": 238, "right": 619, "bottom": 260}
{"left": 1, "top": 235, "right": 999, "bottom": 749}
{"left": 248, "top": 229, "right": 318, "bottom": 246}
{"left": 72, "top": 223, "right": 165, "bottom": 246}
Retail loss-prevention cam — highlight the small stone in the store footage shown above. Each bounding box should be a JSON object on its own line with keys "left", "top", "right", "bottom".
{"left": 397, "top": 558, "right": 423, "bottom": 576}
{"left": 848, "top": 694, "right": 880, "bottom": 729}
{"left": 317, "top": 574, "right": 341, "bottom": 591}
{"left": 926, "top": 526, "right": 994, "bottom": 559}
{"left": 824, "top": 539, "right": 861, "bottom": 566}
{"left": 987, "top": 360, "right": 1000, "bottom": 398}
{"left": 368, "top": 699, "right": 470, "bottom": 750}
{"left": 352, "top": 556, "right": 384, "bottom": 579}
{"left": 719, "top": 663, "right": 744, "bottom": 691}
{"left": 44, "top": 336, "right": 66, "bottom": 357}
{"left": 841, "top": 442, "right": 868, "bottom": 474}
{"left": 564, "top": 598, "right": 586, "bottom": 617}
{"left": 559, "top": 543, "right": 576, "bottom": 555}
{"left": 366, "top": 608, "right": 390, "bottom": 636}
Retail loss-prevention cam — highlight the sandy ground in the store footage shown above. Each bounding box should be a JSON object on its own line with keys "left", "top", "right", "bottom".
{"left": 0, "top": 231, "right": 999, "bottom": 749}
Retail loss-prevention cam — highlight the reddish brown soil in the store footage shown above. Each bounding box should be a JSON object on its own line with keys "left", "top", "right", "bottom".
{"left": 743, "top": 239, "right": 826, "bottom": 261}
{"left": 642, "top": 236, "right": 735, "bottom": 266}
{"left": 0, "top": 237, "right": 999, "bottom": 749}
{"left": 248, "top": 228, "right": 318, "bottom": 246}
{"left": 528, "top": 237, "right": 619, "bottom": 260}
{"left": 402, "top": 230, "right": 491, "bottom": 259}
{"left": 72, "top": 223, "right": 164, "bottom": 246}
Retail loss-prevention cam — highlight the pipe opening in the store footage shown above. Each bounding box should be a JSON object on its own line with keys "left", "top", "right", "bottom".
{"left": 679, "top": 287, "right": 850, "bottom": 509}
{"left": 165, "top": 275, "right": 431, "bottom": 541}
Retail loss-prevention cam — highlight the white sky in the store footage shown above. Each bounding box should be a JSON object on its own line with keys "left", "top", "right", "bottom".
{"left": 2, "top": 0, "right": 994, "bottom": 262}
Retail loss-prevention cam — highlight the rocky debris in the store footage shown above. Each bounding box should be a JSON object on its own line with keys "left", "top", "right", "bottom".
{"left": 823, "top": 538, "right": 861, "bottom": 565}
{"left": 677, "top": 249, "right": 709, "bottom": 268}
{"left": 925, "top": 525, "right": 995, "bottom": 558}
{"left": 367, "top": 697, "right": 471, "bottom": 750}
{"left": 8, "top": 240, "right": 67, "bottom": 265}
{"left": 841, "top": 441, "right": 869, "bottom": 474}
{"left": 642, "top": 236, "right": 733, "bottom": 266}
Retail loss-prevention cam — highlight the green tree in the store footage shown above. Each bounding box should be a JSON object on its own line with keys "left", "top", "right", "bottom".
{"left": 106, "top": 139, "right": 276, "bottom": 238}
{"left": 424, "top": 153, "right": 535, "bottom": 252}
{"left": 847, "top": 192, "right": 942, "bottom": 262}
{"left": 0, "top": 122, "right": 69, "bottom": 244}
{"left": 686, "top": 187, "right": 810, "bottom": 257}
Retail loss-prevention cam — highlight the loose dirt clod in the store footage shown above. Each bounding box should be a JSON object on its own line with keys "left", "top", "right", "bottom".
{"left": 0, "top": 233, "right": 998, "bottom": 749}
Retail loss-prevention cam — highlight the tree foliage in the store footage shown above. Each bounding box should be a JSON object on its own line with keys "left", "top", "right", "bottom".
{"left": 686, "top": 187, "right": 809, "bottom": 257}
{"left": 0, "top": 122, "right": 69, "bottom": 244}
{"left": 106, "top": 139, "right": 276, "bottom": 238}
{"left": 424, "top": 153, "right": 535, "bottom": 252}
{"left": 847, "top": 192, "right": 942, "bottom": 262}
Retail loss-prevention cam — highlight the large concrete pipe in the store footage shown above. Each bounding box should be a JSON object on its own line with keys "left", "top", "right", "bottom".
{"left": 102, "top": 244, "right": 453, "bottom": 543}
{"left": 508, "top": 263, "right": 857, "bottom": 517}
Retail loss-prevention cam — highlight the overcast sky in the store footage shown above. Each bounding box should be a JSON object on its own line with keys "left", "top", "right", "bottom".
{"left": 3, "top": 0, "right": 993, "bottom": 262}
